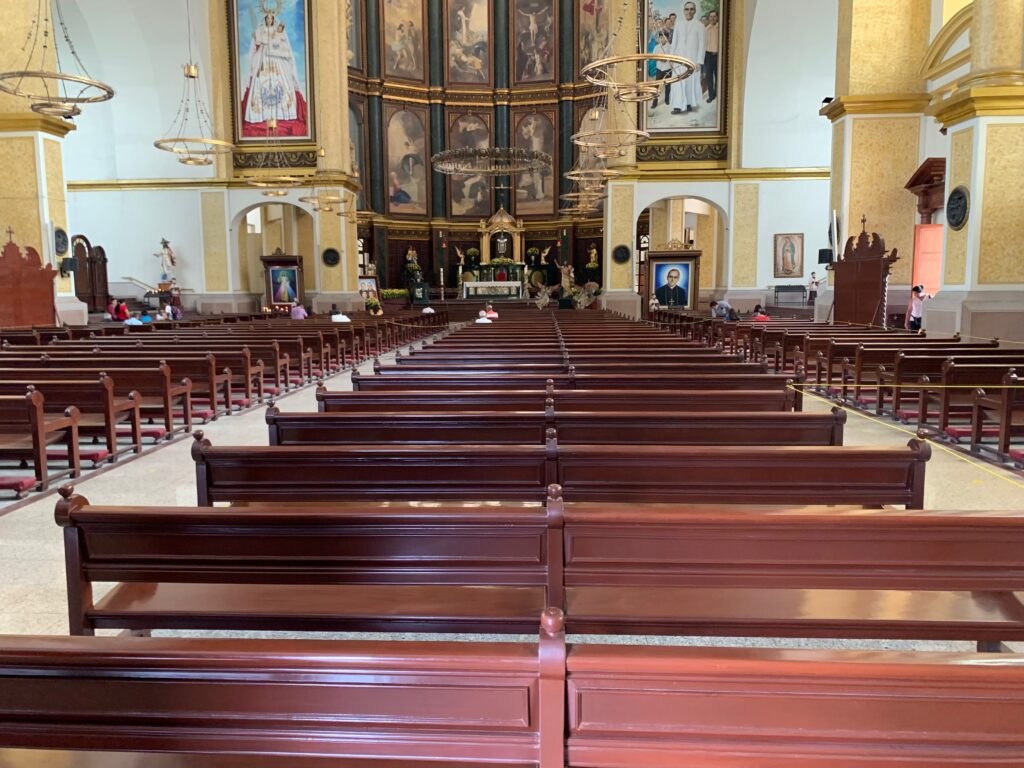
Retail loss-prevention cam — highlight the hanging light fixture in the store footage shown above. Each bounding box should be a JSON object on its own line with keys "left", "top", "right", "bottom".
{"left": 0, "top": 0, "right": 115, "bottom": 118}
{"left": 243, "top": 116, "right": 305, "bottom": 196}
{"left": 298, "top": 147, "right": 348, "bottom": 212}
{"left": 154, "top": 0, "right": 233, "bottom": 165}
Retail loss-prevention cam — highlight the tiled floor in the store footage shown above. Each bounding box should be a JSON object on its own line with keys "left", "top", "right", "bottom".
{"left": 0, "top": 348, "right": 1021, "bottom": 652}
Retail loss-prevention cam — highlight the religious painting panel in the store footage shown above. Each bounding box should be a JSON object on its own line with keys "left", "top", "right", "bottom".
{"left": 229, "top": 0, "right": 314, "bottom": 143}
{"left": 381, "top": 0, "right": 427, "bottom": 83}
{"left": 512, "top": 108, "right": 557, "bottom": 217}
{"left": 346, "top": 0, "right": 363, "bottom": 71}
{"left": 512, "top": 0, "right": 556, "bottom": 84}
{"left": 447, "top": 111, "right": 493, "bottom": 219}
{"left": 642, "top": 0, "right": 726, "bottom": 135}
{"left": 773, "top": 233, "right": 804, "bottom": 279}
{"left": 647, "top": 252, "right": 699, "bottom": 310}
{"left": 384, "top": 103, "right": 430, "bottom": 217}
{"left": 446, "top": 0, "right": 491, "bottom": 85}
{"left": 578, "top": 0, "right": 611, "bottom": 77}
{"left": 269, "top": 266, "right": 300, "bottom": 304}
{"left": 348, "top": 96, "right": 368, "bottom": 209}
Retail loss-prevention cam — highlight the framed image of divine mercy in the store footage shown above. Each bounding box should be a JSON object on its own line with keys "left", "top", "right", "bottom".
{"left": 230, "top": 0, "right": 314, "bottom": 143}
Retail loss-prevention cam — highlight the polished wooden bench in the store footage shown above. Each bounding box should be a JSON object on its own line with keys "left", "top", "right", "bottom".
{"left": 916, "top": 361, "right": 1020, "bottom": 434}
{"left": 317, "top": 386, "right": 798, "bottom": 413}
{"left": 0, "top": 377, "right": 141, "bottom": 461}
{"left": 970, "top": 371, "right": 1024, "bottom": 460}
{"left": 0, "top": 620, "right": 562, "bottom": 767}
{"left": 0, "top": 391, "right": 79, "bottom": 495}
{"left": 565, "top": 643, "right": 1024, "bottom": 767}
{"left": 57, "top": 485, "right": 1017, "bottom": 644}
{"left": 192, "top": 433, "right": 929, "bottom": 507}
{"left": 267, "top": 406, "right": 845, "bottom": 446}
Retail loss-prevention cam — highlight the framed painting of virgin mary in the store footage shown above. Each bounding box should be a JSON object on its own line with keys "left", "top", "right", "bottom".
{"left": 229, "top": 0, "right": 315, "bottom": 143}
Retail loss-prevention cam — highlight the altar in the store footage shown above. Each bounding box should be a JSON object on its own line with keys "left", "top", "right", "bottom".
{"left": 462, "top": 280, "right": 524, "bottom": 299}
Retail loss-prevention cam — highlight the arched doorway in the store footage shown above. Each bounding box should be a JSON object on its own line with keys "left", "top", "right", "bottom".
{"left": 635, "top": 194, "right": 729, "bottom": 311}
{"left": 233, "top": 202, "right": 317, "bottom": 306}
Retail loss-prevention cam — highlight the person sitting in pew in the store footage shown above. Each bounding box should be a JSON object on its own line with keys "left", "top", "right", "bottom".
{"left": 289, "top": 302, "right": 308, "bottom": 320}
{"left": 710, "top": 299, "right": 733, "bottom": 319}
{"left": 752, "top": 305, "right": 770, "bottom": 322}
{"left": 331, "top": 309, "right": 351, "bottom": 323}
{"left": 475, "top": 310, "right": 493, "bottom": 324}
{"left": 422, "top": 306, "right": 435, "bottom": 314}
{"left": 485, "top": 303, "right": 499, "bottom": 319}
{"left": 140, "top": 311, "right": 153, "bottom": 324}
{"left": 123, "top": 312, "right": 144, "bottom": 326}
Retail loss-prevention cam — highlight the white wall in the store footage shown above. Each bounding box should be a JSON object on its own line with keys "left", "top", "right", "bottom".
{"left": 755, "top": 178, "right": 831, "bottom": 287}
{"left": 67, "top": 189, "right": 208, "bottom": 293}
{"left": 61, "top": 0, "right": 217, "bottom": 182}
{"left": 742, "top": 0, "right": 838, "bottom": 168}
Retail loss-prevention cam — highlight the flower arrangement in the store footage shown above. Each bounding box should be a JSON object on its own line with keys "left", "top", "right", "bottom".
{"left": 466, "top": 247, "right": 480, "bottom": 260}
{"left": 526, "top": 246, "right": 540, "bottom": 260}
{"left": 490, "top": 257, "right": 515, "bottom": 266}
{"left": 380, "top": 288, "right": 409, "bottom": 300}
{"left": 364, "top": 297, "right": 382, "bottom": 312}
{"left": 405, "top": 261, "right": 422, "bottom": 272}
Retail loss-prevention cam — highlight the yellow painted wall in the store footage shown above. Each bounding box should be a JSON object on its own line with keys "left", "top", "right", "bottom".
{"left": 943, "top": 0, "right": 971, "bottom": 23}
{"left": 201, "top": 191, "right": 229, "bottom": 291}
{"left": 608, "top": 186, "right": 636, "bottom": 290}
{"left": 837, "top": 0, "right": 931, "bottom": 96}
{"left": 298, "top": 210, "right": 316, "bottom": 292}
{"left": 979, "top": 124, "right": 1024, "bottom": 284}
{"left": 731, "top": 184, "right": 759, "bottom": 287}
{"left": 0, "top": 137, "right": 42, "bottom": 254}
{"left": 944, "top": 127, "right": 972, "bottom": 285}
{"left": 847, "top": 117, "right": 920, "bottom": 283}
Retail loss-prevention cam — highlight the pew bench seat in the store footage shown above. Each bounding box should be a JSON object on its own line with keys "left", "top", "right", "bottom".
{"left": 0, "top": 750, "right": 522, "bottom": 768}
{"left": 84, "top": 581, "right": 1024, "bottom": 642}
{"left": 89, "top": 582, "right": 546, "bottom": 634}
{"left": 564, "top": 586, "right": 1024, "bottom": 640}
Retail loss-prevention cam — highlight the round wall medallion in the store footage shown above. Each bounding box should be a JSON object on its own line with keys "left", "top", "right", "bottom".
{"left": 946, "top": 186, "right": 970, "bottom": 231}
{"left": 321, "top": 248, "right": 340, "bottom": 267}
{"left": 54, "top": 227, "right": 69, "bottom": 255}
{"left": 612, "top": 244, "right": 631, "bottom": 264}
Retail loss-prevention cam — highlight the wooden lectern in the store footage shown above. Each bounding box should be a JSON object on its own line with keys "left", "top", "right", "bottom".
{"left": 828, "top": 218, "right": 898, "bottom": 327}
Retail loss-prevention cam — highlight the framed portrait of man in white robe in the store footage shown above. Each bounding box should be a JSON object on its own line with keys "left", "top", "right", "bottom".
{"left": 642, "top": 0, "right": 726, "bottom": 135}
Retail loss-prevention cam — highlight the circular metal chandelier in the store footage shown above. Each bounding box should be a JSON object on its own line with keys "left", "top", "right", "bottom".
{"left": 243, "top": 117, "right": 305, "bottom": 195}
{"left": 431, "top": 146, "right": 551, "bottom": 176}
{"left": 0, "top": 0, "right": 115, "bottom": 118}
{"left": 154, "top": 0, "right": 233, "bottom": 165}
{"left": 581, "top": 52, "right": 696, "bottom": 104}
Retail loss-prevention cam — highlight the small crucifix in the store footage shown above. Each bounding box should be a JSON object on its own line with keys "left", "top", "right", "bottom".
{"left": 860, "top": 214, "right": 868, "bottom": 233}
{"left": 5, "top": 226, "right": 14, "bottom": 243}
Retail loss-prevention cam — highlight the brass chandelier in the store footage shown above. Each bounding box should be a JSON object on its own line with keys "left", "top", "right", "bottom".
{"left": 431, "top": 146, "right": 551, "bottom": 176}
{"left": 298, "top": 148, "right": 350, "bottom": 213}
{"left": 154, "top": 0, "right": 233, "bottom": 165}
{"left": 243, "top": 116, "right": 305, "bottom": 196}
{"left": 0, "top": 0, "right": 115, "bottom": 118}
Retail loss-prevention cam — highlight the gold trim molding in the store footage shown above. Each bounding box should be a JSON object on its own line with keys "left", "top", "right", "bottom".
{"left": 68, "top": 176, "right": 360, "bottom": 193}
{"left": 929, "top": 83, "right": 1024, "bottom": 128}
{"left": 0, "top": 113, "right": 76, "bottom": 138}
{"left": 920, "top": 4, "right": 972, "bottom": 81}
{"left": 820, "top": 94, "right": 931, "bottom": 122}
{"left": 616, "top": 166, "right": 829, "bottom": 182}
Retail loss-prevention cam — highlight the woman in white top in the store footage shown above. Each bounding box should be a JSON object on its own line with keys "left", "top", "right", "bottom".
{"left": 905, "top": 285, "right": 931, "bottom": 332}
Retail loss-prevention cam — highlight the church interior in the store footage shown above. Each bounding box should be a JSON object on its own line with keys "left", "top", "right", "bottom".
{"left": 1, "top": 0, "right": 1024, "bottom": 764}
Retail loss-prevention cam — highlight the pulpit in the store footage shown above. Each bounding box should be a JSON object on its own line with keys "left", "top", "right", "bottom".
{"left": 829, "top": 218, "right": 898, "bottom": 327}
{"left": 0, "top": 231, "right": 57, "bottom": 327}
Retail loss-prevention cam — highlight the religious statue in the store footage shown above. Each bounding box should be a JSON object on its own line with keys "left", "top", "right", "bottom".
{"left": 153, "top": 239, "right": 177, "bottom": 281}
{"left": 496, "top": 233, "right": 509, "bottom": 257}
{"left": 559, "top": 262, "right": 575, "bottom": 296}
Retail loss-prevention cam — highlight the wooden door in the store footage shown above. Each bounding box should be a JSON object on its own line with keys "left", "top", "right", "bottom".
{"left": 89, "top": 246, "right": 109, "bottom": 311}
{"left": 71, "top": 235, "right": 94, "bottom": 310}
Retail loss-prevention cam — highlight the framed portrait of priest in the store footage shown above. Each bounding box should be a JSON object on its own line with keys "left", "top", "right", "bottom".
{"left": 647, "top": 252, "right": 701, "bottom": 310}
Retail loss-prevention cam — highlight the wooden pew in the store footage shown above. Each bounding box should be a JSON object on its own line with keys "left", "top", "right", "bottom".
{"left": 916, "top": 361, "right": 1020, "bottom": 434}
{"left": 192, "top": 433, "right": 929, "bottom": 507}
{"left": 58, "top": 486, "right": 1021, "bottom": 644}
{"left": 0, "top": 620, "right": 562, "bottom": 767}
{"left": 970, "top": 371, "right": 1024, "bottom": 460}
{"left": 0, "top": 391, "right": 79, "bottom": 494}
{"left": 317, "top": 386, "right": 798, "bottom": 413}
{"left": 266, "top": 406, "right": 846, "bottom": 446}
{"left": 0, "top": 377, "right": 141, "bottom": 461}
{"left": 0, "top": 366, "right": 192, "bottom": 435}
{"left": 566, "top": 644, "right": 1024, "bottom": 767}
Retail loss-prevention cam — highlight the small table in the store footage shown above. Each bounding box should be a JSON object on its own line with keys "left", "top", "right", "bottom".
{"left": 462, "top": 280, "right": 523, "bottom": 299}
{"left": 773, "top": 285, "right": 808, "bottom": 305}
